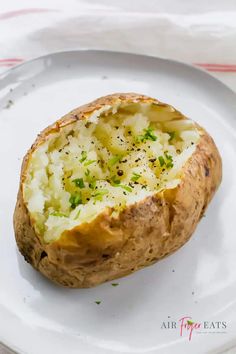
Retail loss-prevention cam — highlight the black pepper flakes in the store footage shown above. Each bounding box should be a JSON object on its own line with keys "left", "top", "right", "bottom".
{"left": 4, "top": 99, "right": 13, "bottom": 109}
{"left": 117, "top": 170, "right": 123, "bottom": 176}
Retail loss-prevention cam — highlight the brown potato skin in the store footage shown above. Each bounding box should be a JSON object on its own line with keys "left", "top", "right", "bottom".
{"left": 13, "top": 93, "right": 222, "bottom": 288}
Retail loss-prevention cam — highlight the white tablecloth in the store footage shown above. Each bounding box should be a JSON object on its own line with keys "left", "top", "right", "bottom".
{"left": 0, "top": 1, "right": 236, "bottom": 353}
{"left": 1, "top": 0, "right": 236, "bottom": 91}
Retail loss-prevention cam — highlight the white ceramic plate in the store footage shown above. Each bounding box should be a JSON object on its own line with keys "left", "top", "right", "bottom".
{"left": 0, "top": 50, "right": 236, "bottom": 354}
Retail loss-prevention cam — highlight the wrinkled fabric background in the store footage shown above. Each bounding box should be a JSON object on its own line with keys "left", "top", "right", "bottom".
{"left": 0, "top": 1, "right": 235, "bottom": 353}
{"left": 0, "top": 0, "right": 236, "bottom": 91}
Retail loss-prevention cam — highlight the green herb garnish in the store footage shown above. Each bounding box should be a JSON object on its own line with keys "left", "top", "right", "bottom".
{"left": 108, "top": 155, "right": 122, "bottom": 166}
{"left": 120, "top": 185, "right": 132, "bottom": 192}
{"left": 164, "top": 152, "right": 174, "bottom": 168}
{"left": 93, "top": 189, "right": 109, "bottom": 201}
{"left": 166, "top": 161, "right": 174, "bottom": 168}
{"left": 84, "top": 159, "right": 96, "bottom": 166}
{"left": 5, "top": 99, "right": 13, "bottom": 109}
{"left": 73, "top": 178, "right": 85, "bottom": 188}
{"left": 84, "top": 169, "right": 96, "bottom": 189}
{"left": 111, "top": 283, "right": 119, "bottom": 287}
{"left": 164, "top": 152, "right": 173, "bottom": 161}
{"left": 89, "top": 180, "right": 96, "bottom": 189}
{"left": 74, "top": 210, "right": 81, "bottom": 219}
{"left": 168, "top": 131, "right": 175, "bottom": 141}
{"left": 79, "top": 151, "right": 87, "bottom": 163}
{"left": 69, "top": 193, "right": 82, "bottom": 209}
{"left": 50, "top": 211, "right": 67, "bottom": 217}
{"left": 131, "top": 172, "right": 141, "bottom": 182}
{"left": 95, "top": 301, "right": 101, "bottom": 305}
{"left": 158, "top": 156, "right": 165, "bottom": 167}
{"left": 85, "top": 169, "right": 90, "bottom": 177}
{"left": 137, "top": 127, "right": 157, "bottom": 142}
{"left": 111, "top": 175, "right": 121, "bottom": 185}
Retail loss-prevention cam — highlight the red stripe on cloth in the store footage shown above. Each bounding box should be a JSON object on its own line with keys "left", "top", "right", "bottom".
{"left": 195, "top": 63, "right": 236, "bottom": 72}
{"left": 0, "top": 59, "right": 235, "bottom": 72}
{"left": 0, "top": 63, "right": 17, "bottom": 67}
{"left": 0, "top": 8, "right": 57, "bottom": 20}
{"left": 204, "top": 68, "right": 236, "bottom": 72}
{"left": 0, "top": 58, "right": 24, "bottom": 63}
{"left": 196, "top": 63, "right": 236, "bottom": 68}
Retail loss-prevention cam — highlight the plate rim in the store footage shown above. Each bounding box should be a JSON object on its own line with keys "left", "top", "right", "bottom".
{"left": 0, "top": 49, "right": 236, "bottom": 354}
{"left": 1, "top": 48, "right": 236, "bottom": 100}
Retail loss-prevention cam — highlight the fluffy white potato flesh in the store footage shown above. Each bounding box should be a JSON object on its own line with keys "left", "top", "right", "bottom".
{"left": 23, "top": 102, "right": 200, "bottom": 242}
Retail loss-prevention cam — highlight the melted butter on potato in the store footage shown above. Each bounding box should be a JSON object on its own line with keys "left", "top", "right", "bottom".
{"left": 23, "top": 101, "right": 200, "bottom": 242}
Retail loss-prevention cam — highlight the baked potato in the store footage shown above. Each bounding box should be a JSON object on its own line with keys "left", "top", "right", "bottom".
{"left": 14, "top": 93, "right": 222, "bottom": 288}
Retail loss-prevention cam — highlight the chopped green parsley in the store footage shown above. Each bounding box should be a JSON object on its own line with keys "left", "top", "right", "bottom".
{"left": 137, "top": 127, "right": 157, "bottom": 142}
{"left": 108, "top": 155, "right": 123, "bottom": 166}
{"left": 79, "top": 151, "right": 87, "bottom": 163}
{"left": 93, "top": 189, "right": 109, "bottom": 201}
{"left": 84, "top": 159, "right": 96, "bottom": 166}
{"left": 158, "top": 156, "right": 165, "bottom": 167}
{"left": 111, "top": 175, "right": 121, "bottom": 185}
{"left": 74, "top": 210, "right": 81, "bottom": 219}
{"left": 69, "top": 193, "right": 82, "bottom": 209}
{"left": 50, "top": 211, "right": 67, "bottom": 217}
{"left": 131, "top": 172, "right": 141, "bottom": 182}
{"left": 168, "top": 131, "right": 175, "bottom": 141}
{"left": 73, "top": 178, "right": 85, "bottom": 188}
{"left": 85, "top": 169, "right": 90, "bottom": 177}
{"left": 120, "top": 185, "right": 132, "bottom": 192}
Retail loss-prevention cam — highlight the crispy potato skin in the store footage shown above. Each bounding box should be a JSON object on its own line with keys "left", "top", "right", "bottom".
{"left": 13, "top": 93, "right": 222, "bottom": 288}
